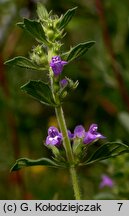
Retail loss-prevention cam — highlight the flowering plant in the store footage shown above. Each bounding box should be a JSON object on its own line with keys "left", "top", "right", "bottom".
{"left": 5, "top": 3, "right": 129, "bottom": 199}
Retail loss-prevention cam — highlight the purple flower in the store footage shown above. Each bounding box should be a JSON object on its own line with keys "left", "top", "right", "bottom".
{"left": 67, "top": 130, "right": 74, "bottom": 139}
{"left": 48, "top": 126, "right": 59, "bottom": 137}
{"left": 83, "top": 123, "right": 106, "bottom": 144}
{"left": 99, "top": 175, "right": 114, "bottom": 188}
{"left": 46, "top": 126, "right": 62, "bottom": 146}
{"left": 50, "top": 56, "right": 67, "bottom": 76}
{"left": 74, "top": 125, "right": 85, "bottom": 138}
{"left": 59, "top": 78, "right": 68, "bottom": 88}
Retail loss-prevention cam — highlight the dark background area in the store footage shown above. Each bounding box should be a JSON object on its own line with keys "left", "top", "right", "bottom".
{"left": 1, "top": 0, "right": 129, "bottom": 199}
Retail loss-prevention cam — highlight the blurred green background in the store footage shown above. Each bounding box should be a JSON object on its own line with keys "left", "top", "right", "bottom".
{"left": 1, "top": 0, "right": 129, "bottom": 199}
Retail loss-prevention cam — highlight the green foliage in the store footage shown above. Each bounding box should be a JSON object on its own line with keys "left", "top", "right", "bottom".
{"left": 58, "top": 7, "right": 77, "bottom": 30}
{"left": 4, "top": 56, "right": 46, "bottom": 70}
{"left": 2, "top": 0, "right": 129, "bottom": 200}
{"left": 72, "top": 138, "right": 84, "bottom": 159}
{"left": 58, "top": 78, "right": 79, "bottom": 102}
{"left": 11, "top": 157, "right": 62, "bottom": 171}
{"left": 37, "top": 2, "right": 49, "bottom": 21}
{"left": 18, "top": 19, "right": 48, "bottom": 44}
{"left": 21, "top": 80, "right": 57, "bottom": 106}
{"left": 81, "top": 142, "right": 129, "bottom": 166}
{"left": 63, "top": 41, "right": 95, "bottom": 62}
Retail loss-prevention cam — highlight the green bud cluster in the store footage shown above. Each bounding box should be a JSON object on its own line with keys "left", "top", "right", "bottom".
{"left": 43, "top": 16, "right": 64, "bottom": 43}
{"left": 30, "top": 45, "right": 48, "bottom": 66}
{"left": 66, "top": 77, "right": 79, "bottom": 90}
{"left": 5, "top": 3, "right": 95, "bottom": 105}
{"left": 58, "top": 78, "right": 79, "bottom": 101}
{"left": 36, "top": 3, "right": 66, "bottom": 55}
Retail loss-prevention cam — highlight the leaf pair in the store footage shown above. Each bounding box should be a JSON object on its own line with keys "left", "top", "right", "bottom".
{"left": 5, "top": 41, "right": 95, "bottom": 70}
{"left": 37, "top": 3, "right": 77, "bottom": 30}
{"left": 4, "top": 4, "right": 95, "bottom": 108}
{"left": 4, "top": 4, "right": 95, "bottom": 70}
{"left": 11, "top": 142, "right": 129, "bottom": 172}
{"left": 57, "top": 6, "right": 95, "bottom": 61}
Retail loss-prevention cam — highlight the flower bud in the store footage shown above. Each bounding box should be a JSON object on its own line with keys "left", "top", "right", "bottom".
{"left": 61, "top": 91, "right": 68, "bottom": 99}
{"left": 30, "top": 45, "right": 48, "bottom": 66}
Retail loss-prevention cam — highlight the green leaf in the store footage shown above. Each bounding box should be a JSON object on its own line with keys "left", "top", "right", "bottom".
{"left": 4, "top": 56, "right": 46, "bottom": 71}
{"left": 16, "top": 22, "right": 25, "bottom": 29}
{"left": 11, "top": 157, "right": 63, "bottom": 171}
{"left": 18, "top": 18, "right": 48, "bottom": 44}
{"left": 81, "top": 142, "right": 129, "bottom": 166}
{"left": 24, "top": 19, "right": 47, "bottom": 43}
{"left": 37, "top": 2, "right": 48, "bottom": 21}
{"left": 58, "top": 7, "right": 77, "bottom": 30}
{"left": 21, "top": 80, "right": 56, "bottom": 106}
{"left": 64, "top": 41, "right": 95, "bottom": 62}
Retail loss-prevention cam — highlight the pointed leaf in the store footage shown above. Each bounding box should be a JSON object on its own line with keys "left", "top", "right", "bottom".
{"left": 11, "top": 157, "right": 62, "bottom": 171}
{"left": 16, "top": 22, "right": 25, "bottom": 29}
{"left": 21, "top": 80, "right": 56, "bottom": 106}
{"left": 22, "top": 18, "right": 48, "bottom": 44}
{"left": 4, "top": 56, "right": 46, "bottom": 71}
{"left": 64, "top": 41, "right": 95, "bottom": 62}
{"left": 58, "top": 7, "right": 77, "bottom": 30}
{"left": 37, "top": 2, "right": 48, "bottom": 21}
{"left": 81, "top": 142, "right": 129, "bottom": 166}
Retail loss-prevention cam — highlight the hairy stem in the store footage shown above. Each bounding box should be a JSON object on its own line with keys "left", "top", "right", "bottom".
{"left": 48, "top": 49, "right": 81, "bottom": 199}
{"left": 55, "top": 106, "right": 81, "bottom": 199}
{"left": 70, "top": 166, "right": 81, "bottom": 200}
{"left": 55, "top": 106, "right": 74, "bottom": 163}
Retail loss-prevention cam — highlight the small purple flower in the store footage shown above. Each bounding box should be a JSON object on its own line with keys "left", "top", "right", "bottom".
{"left": 74, "top": 125, "right": 85, "bottom": 138}
{"left": 46, "top": 126, "right": 62, "bottom": 146}
{"left": 48, "top": 126, "right": 59, "bottom": 137}
{"left": 50, "top": 56, "right": 67, "bottom": 76}
{"left": 67, "top": 130, "right": 74, "bottom": 139}
{"left": 99, "top": 175, "right": 114, "bottom": 188}
{"left": 60, "top": 78, "right": 68, "bottom": 88}
{"left": 83, "top": 123, "right": 106, "bottom": 144}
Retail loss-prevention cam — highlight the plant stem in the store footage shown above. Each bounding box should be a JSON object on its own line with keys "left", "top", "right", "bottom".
{"left": 70, "top": 166, "right": 81, "bottom": 200}
{"left": 55, "top": 106, "right": 81, "bottom": 199}
{"left": 55, "top": 106, "right": 74, "bottom": 163}
{"left": 48, "top": 50, "right": 81, "bottom": 199}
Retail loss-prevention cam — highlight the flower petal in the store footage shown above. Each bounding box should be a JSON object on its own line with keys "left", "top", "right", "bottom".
{"left": 48, "top": 126, "right": 59, "bottom": 137}
{"left": 83, "top": 123, "right": 106, "bottom": 144}
{"left": 50, "top": 56, "right": 67, "bottom": 76}
{"left": 74, "top": 125, "right": 85, "bottom": 138}
{"left": 99, "top": 175, "right": 114, "bottom": 188}
{"left": 68, "top": 130, "right": 74, "bottom": 139}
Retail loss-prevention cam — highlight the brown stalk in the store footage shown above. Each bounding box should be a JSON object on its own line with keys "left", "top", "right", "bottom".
{"left": 0, "top": 51, "right": 27, "bottom": 198}
{"left": 95, "top": 0, "right": 129, "bottom": 110}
